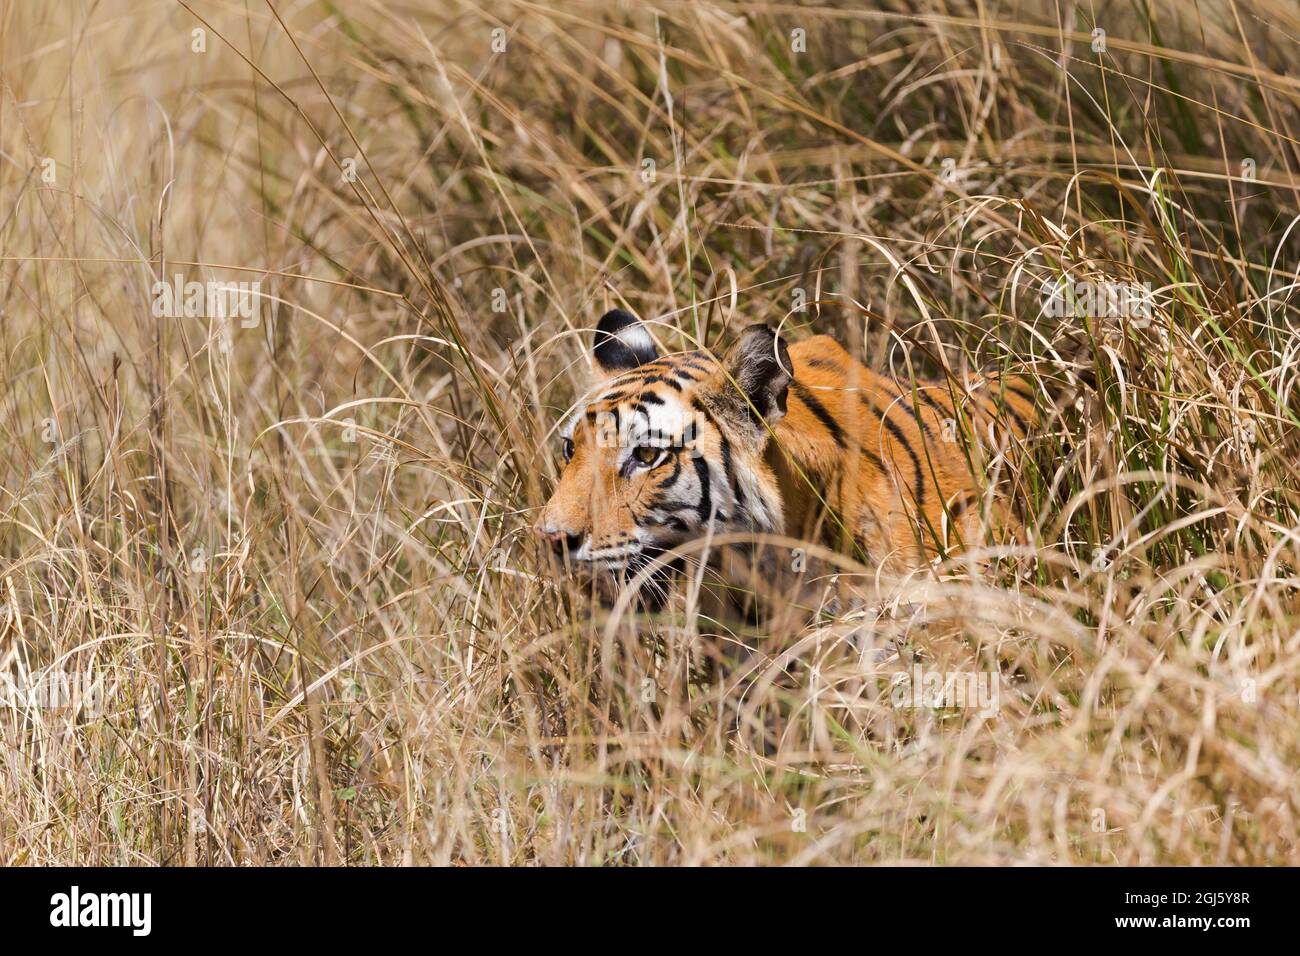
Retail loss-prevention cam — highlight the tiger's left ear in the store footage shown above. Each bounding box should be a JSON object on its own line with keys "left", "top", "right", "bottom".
{"left": 705, "top": 324, "right": 792, "bottom": 442}
{"left": 593, "top": 309, "right": 658, "bottom": 377}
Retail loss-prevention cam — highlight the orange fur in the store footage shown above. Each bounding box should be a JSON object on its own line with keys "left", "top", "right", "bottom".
{"left": 767, "top": 336, "right": 1035, "bottom": 567}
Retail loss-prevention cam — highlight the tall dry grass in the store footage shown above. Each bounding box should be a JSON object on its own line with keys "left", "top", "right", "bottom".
{"left": 0, "top": 0, "right": 1298, "bottom": 864}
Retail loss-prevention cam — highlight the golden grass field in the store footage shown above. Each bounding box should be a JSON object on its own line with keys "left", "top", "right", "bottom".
{"left": 1, "top": 0, "right": 1298, "bottom": 865}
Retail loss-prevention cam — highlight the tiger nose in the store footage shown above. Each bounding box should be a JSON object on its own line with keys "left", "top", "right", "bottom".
{"left": 537, "top": 527, "right": 583, "bottom": 556}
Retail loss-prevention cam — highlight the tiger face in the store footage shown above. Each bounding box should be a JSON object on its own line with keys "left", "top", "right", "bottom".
{"left": 536, "top": 309, "right": 791, "bottom": 573}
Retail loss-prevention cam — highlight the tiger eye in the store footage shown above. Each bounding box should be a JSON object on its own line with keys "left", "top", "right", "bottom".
{"left": 561, "top": 437, "right": 574, "bottom": 462}
{"left": 632, "top": 445, "right": 661, "bottom": 466}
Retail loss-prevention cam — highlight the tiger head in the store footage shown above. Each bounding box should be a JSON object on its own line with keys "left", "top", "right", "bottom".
{"left": 536, "top": 309, "right": 792, "bottom": 574}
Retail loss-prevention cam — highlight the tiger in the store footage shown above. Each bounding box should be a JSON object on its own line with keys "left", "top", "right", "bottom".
{"left": 536, "top": 308, "right": 1044, "bottom": 599}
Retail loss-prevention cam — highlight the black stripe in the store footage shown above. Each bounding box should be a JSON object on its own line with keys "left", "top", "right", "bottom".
{"left": 791, "top": 383, "right": 846, "bottom": 448}
{"left": 658, "top": 455, "right": 683, "bottom": 490}
{"left": 1001, "top": 404, "right": 1031, "bottom": 437}
{"left": 805, "top": 357, "right": 843, "bottom": 371}
{"left": 948, "top": 493, "right": 975, "bottom": 520}
{"left": 860, "top": 446, "right": 887, "bottom": 475}
{"left": 861, "top": 395, "right": 925, "bottom": 508}
{"left": 970, "top": 391, "right": 999, "bottom": 421}
{"left": 992, "top": 378, "right": 1036, "bottom": 436}
{"left": 595, "top": 389, "right": 666, "bottom": 412}
{"left": 640, "top": 374, "right": 682, "bottom": 392}
{"left": 918, "top": 388, "right": 956, "bottom": 421}
{"left": 692, "top": 397, "right": 749, "bottom": 519}
{"left": 692, "top": 454, "right": 713, "bottom": 524}
{"left": 641, "top": 355, "right": 710, "bottom": 372}
{"left": 991, "top": 390, "right": 1032, "bottom": 436}
{"left": 673, "top": 358, "right": 713, "bottom": 375}
{"left": 881, "top": 379, "right": 938, "bottom": 443}
{"left": 719, "top": 432, "right": 747, "bottom": 516}
{"left": 1003, "top": 379, "right": 1036, "bottom": 405}
{"left": 791, "top": 382, "right": 888, "bottom": 476}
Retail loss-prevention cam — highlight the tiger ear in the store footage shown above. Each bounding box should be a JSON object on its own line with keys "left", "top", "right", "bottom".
{"left": 709, "top": 324, "right": 792, "bottom": 438}
{"left": 593, "top": 309, "right": 658, "bottom": 376}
